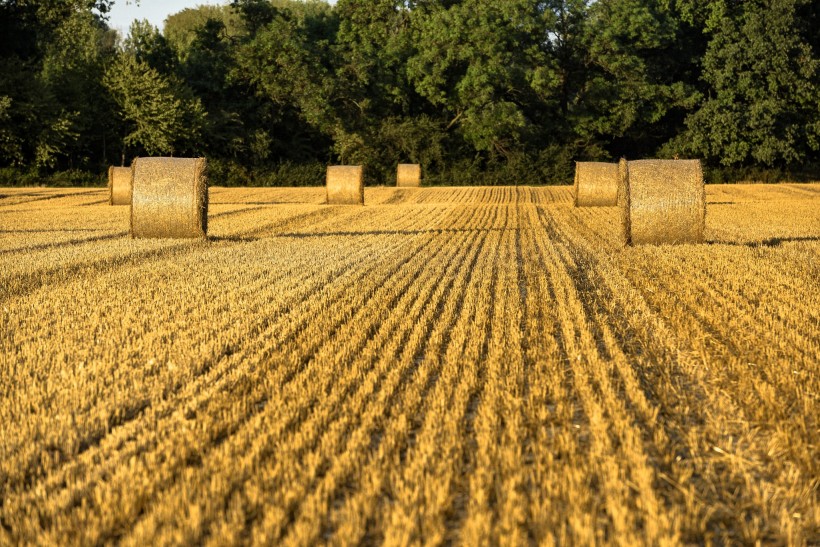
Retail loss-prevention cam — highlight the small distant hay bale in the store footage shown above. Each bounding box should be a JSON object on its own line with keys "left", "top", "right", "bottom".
{"left": 618, "top": 159, "right": 705, "bottom": 245}
{"left": 108, "top": 166, "right": 132, "bottom": 205}
{"left": 326, "top": 165, "right": 364, "bottom": 205}
{"left": 574, "top": 162, "right": 618, "bottom": 206}
{"left": 396, "top": 164, "right": 421, "bottom": 187}
{"left": 130, "top": 157, "right": 208, "bottom": 239}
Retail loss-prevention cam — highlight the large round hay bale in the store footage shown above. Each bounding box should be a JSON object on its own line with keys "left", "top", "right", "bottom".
{"left": 326, "top": 165, "right": 364, "bottom": 205}
{"left": 130, "top": 157, "right": 208, "bottom": 239}
{"left": 108, "top": 166, "right": 132, "bottom": 205}
{"left": 619, "top": 159, "right": 705, "bottom": 245}
{"left": 574, "top": 162, "right": 618, "bottom": 206}
{"left": 396, "top": 164, "right": 421, "bottom": 187}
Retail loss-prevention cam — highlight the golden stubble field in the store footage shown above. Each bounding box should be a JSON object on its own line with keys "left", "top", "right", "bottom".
{"left": 0, "top": 184, "right": 818, "bottom": 545}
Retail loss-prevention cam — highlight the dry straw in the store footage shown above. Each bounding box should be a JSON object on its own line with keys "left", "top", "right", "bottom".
{"left": 574, "top": 162, "right": 619, "bottom": 206}
{"left": 130, "top": 157, "right": 208, "bottom": 239}
{"left": 618, "top": 159, "right": 705, "bottom": 245}
{"left": 108, "top": 166, "right": 132, "bottom": 205}
{"left": 396, "top": 164, "right": 421, "bottom": 187}
{"left": 326, "top": 165, "right": 364, "bottom": 205}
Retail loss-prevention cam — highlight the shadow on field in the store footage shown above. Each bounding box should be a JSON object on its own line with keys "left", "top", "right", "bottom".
{"left": 0, "top": 228, "right": 105, "bottom": 233}
{"left": 0, "top": 232, "right": 126, "bottom": 256}
{"left": 208, "top": 235, "right": 260, "bottom": 243}
{"left": 274, "top": 228, "right": 515, "bottom": 238}
{"left": 212, "top": 201, "right": 322, "bottom": 206}
{"left": 707, "top": 236, "right": 820, "bottom": 247}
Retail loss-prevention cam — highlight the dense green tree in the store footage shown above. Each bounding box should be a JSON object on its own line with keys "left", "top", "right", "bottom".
{"left": 2, "top": 0, "right": 819, "bottom": 183}
{"left": 179, "top": 15, "right": 270, "bottom": 165}
{"left": 0, "top": 0, "right": 112, "bottom": 60}
{"left": 38, "top": 10, "right": 118, "bottom": 169}
{"left": 669, "top": 0, "right": 820, "bottom": 166}
{"left": 164, "top": 5, "right": 243, "bottom": 60}
{"left": 104, "top": 53, "right": 205, "bottom": 159}
{"left": 408, "top": 0, "right": 536, "bottom": 155}
{"left": 326, "top": 0, "right": 426, "bottom": 179}
{"left": 234, "top": 1, "right": 338, "bottom": 145}
{"left": 123, "top": 19, "right": 177, "bottom": 74}
{"left": 580, "top": 0, "right": 702, "bottom": 159}
{"left": 0, "top": 1, "right": 116, "bottom": 170}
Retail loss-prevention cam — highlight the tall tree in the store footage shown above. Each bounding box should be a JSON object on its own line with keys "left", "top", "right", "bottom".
{"left": 0, "top": 0, "right": 115, "bottom": 169}
{"left": 38, "top": 10, "right": 118, "bottom": 169}
{"left": 578, "top": 0, "right": 702, "bottom": 159}
{"left": 669, "top": 0, "right": 820, "bottom": 166}
{"left": 233, "top": 0, "right": 338, "bottom": 158}
{"left": 104, "top": 52, "right": 205, "bottom": 159}
{"left": 407, "top": 0, "right": 537, "bottom": 155}
{"left": 123, "top": 19, "right": 177, "bottom": 74}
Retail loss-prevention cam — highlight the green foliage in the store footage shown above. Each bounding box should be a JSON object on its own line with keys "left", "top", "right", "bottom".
{"left": 208, "top": 158, "right": 325, "bottom": 186}
{"left": 38, "top": 10, "right": 118, "bottom": 169}
{"left": 104, "top": 53, "right": 205, "bottom": 157}
{"left": 0, "top": 166, "right": 105, "bottom": 186}
{"left": 581, "top": 0, "right": 700, "bottom": 146}
{"left": 2, "top": 0, "right": 820, "bottom": 184}
{"left": 407, "top": 0, "right": 537, "bottom": 153}
{"left": 165, "top": 5, "right": 243, "bottom": 59}
{"left": 123, "top": 19, "right": 177, "bottom": 73}
{"left": 668, "top": 0, "right": 820, "bottom": 167}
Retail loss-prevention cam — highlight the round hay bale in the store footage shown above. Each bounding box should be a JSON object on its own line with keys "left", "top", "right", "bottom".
{"left": 130, "top": 157, "right": 208, "bottom": 239}
{"left": 108, "top": 166, "right": 132, "bottom": 205}
{"left": 396, "top": 164, "right": 421, "bottom": 187}
{"left": 326, "top": 165, "right": 364, "bottom": 205}
{"left": 574, "top": 161, "right": 618, "bottom": 206}
{"left": 619, "top": 159, "right": 705, "bottom": 245}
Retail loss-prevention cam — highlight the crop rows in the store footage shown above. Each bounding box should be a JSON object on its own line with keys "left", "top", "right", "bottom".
{"left": 1, "top": 184, "right": 818, "bottom": 544}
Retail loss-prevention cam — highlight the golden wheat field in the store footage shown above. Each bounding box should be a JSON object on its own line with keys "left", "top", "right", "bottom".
{"left": 0, "top": 183, "right": 818, "bottom": 545}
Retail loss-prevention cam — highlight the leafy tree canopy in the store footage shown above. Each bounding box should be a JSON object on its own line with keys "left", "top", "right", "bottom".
{"left": 2, "top": 0, "right": 819, "bottom": 182}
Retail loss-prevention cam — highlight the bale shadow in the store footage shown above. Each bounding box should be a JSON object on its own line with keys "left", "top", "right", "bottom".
{"left": 212, "top": 201, "right": 323, "bottom": 206}
{"left": 707, "top": 236, "right": 820, "bottom": 248}
{"left": 273, "top": 227, "right": 516, "bottom": 239}
{"left": 0, "top": 228, "right": 105, "bottom": 234}
{"left": 207, "top": 235, "right": 260, "bottom": 243}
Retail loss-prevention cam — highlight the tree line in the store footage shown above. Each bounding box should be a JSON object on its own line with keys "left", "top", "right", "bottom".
{"left": 1, "top": 0, "right": 818, "bottom": 186}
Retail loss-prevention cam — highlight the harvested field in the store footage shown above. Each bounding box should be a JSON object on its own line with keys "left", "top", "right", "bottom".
{"left": 1, "top": 184, "right": 818, "bottom": 545}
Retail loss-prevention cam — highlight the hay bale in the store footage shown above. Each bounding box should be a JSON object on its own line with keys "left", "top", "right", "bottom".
{"left": 396, "top": 164, "right": 421, "bottom": 187}
{"left": 619, "top": 159, "right": 705, "bottom": 245}
{"left": 130, "top": 157, "right": 208, "bottom": 239}
{"left": 574, "top": 162, "right": 618, "bottom": 206}
{"left": 108, "top": 166, "right": 132, "bottom": 205}
{"left": 326, "top": 165, "right": 364, "bottom": 205}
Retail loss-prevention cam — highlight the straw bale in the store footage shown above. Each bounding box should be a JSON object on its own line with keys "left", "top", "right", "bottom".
{"left": 326, "top": 165, "right": 364, "bottom": 205}
{"left": 574, "top": 162, "right": 618, "bottom": 206}
{"left": 130, "top": 157, "right": 208, "bottom": 239}
{"left": 396, "top": 164, "right": 421, "bottom": 187}
{"left": 108, "top": 166, "right": 132, "bottom": 205}
{"left": 619, "top": 159, "right": 705, "bottom": 245}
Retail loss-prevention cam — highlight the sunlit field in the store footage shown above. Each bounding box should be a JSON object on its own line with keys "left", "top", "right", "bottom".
{"left": 1, "top": 184, "right": 818, "bottom": 545}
